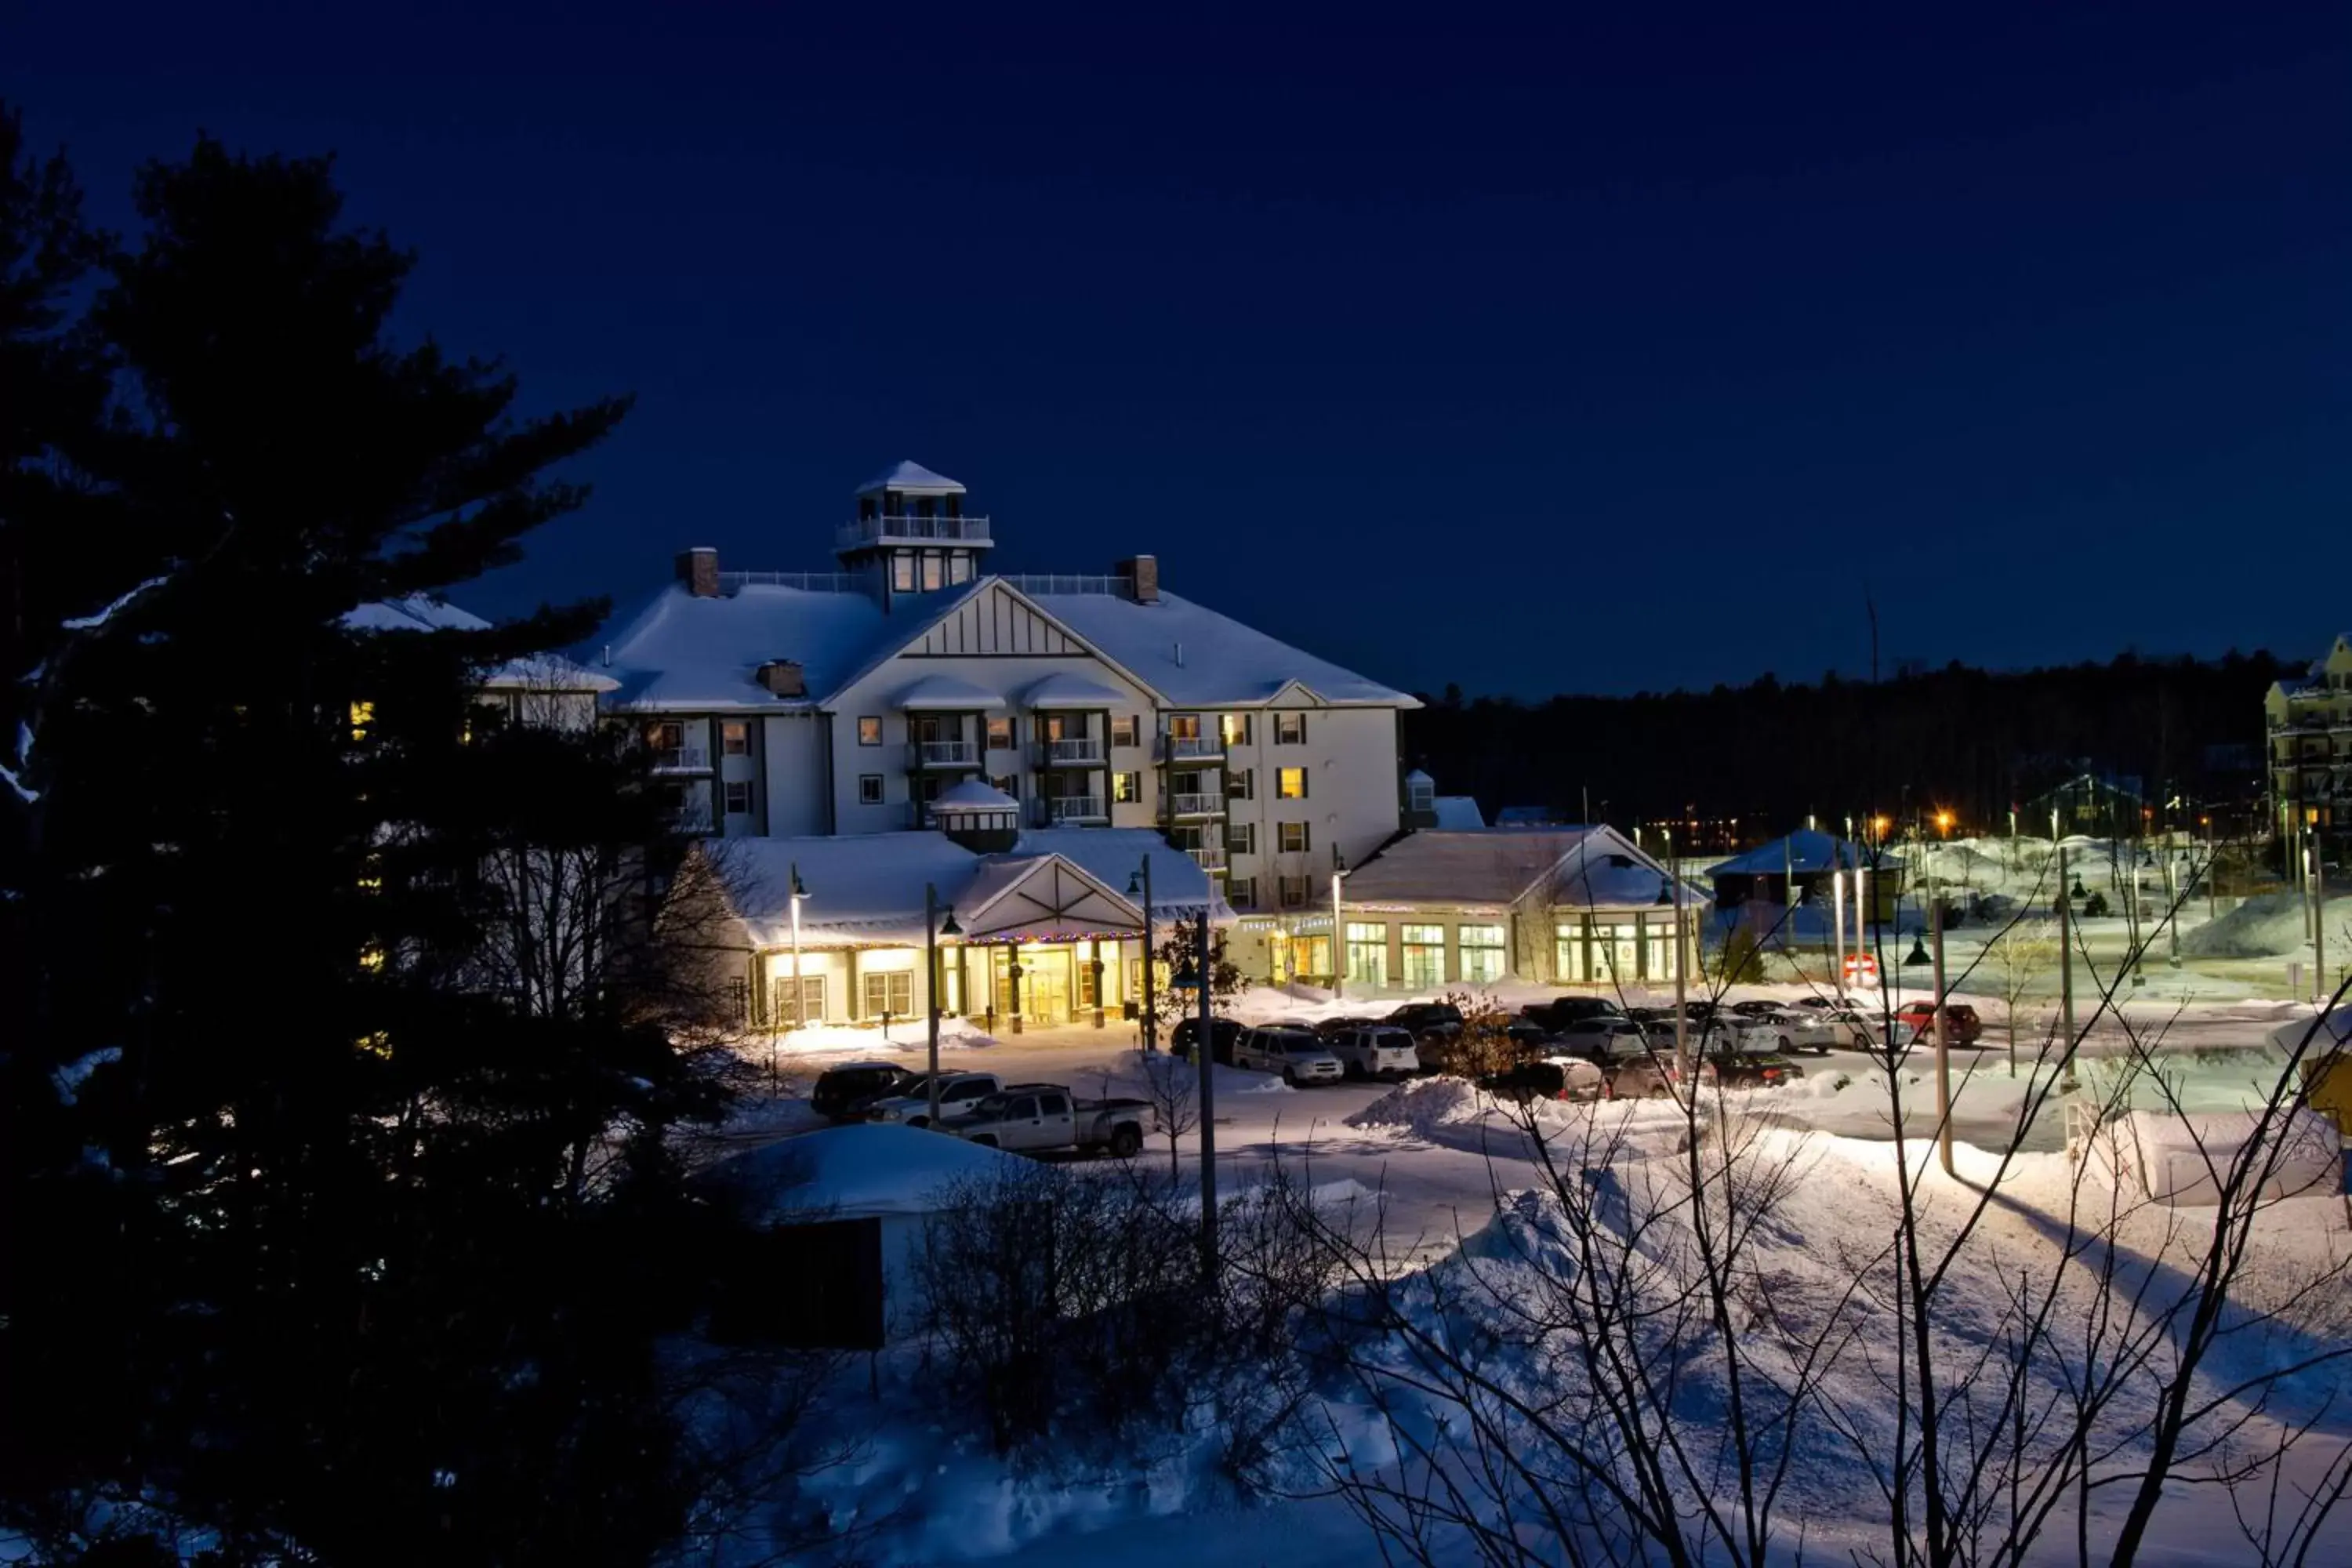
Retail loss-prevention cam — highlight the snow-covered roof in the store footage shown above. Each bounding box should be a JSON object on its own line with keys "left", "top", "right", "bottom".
{"left": 1708, "top": 829, "right": 1878, "bottom": 878}
{"left": 930, "top": 779, "right": 1019, "bottom": 812}
{"left": 1022, "top": 672, "right": 1129, "bottom": 709}
{"left": 600, "top": 580, "right": 952, "bottom": 710}
{"left": 599, "top": 576, "right": 1414, "bottom": 713}
{"left": 1342, "top": 826, "right": 1704, "bottom": 912}
{"left": 856, "top": 459, "right": 965, "bottom": 495}
{"left": 711, "top": 827, "right": 1223, "bottom": 946}
{"left": 1029, "top": 589, "right": 1415, "bottom": 708}
{"left": 895, "top": 673, "right": 1006, "bottom": 710}
{"left": 710, "top": 1123, "right": 1030, "bottom": 1225}
{"left": 1432, "top": 795, "right": 1486, "bottom": 830}
{"left": 1011, "top": 827, "right": 1225, "bottom": 918}
{"left": 344, "top": 595, "right": 619, "bottom": 691}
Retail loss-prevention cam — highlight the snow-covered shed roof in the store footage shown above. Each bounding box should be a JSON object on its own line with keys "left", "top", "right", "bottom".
{"left": 1343, "top": 826, "right": 1705, "bottom": 912}
{"left": 710, "top": 1124, "right": 1030, "bottom": 1225}
{"left": 1022, "top": 672, "right": 1129, "bottom": 709}
{"left": 1432, "top": 795, "right": 1485, "bottom": 830}
{"left": 895, "top": 673, "right": 1006, "bottom": 710}
{"left": 1029, "top": 589, "right": 1415, "bottom": 708}
{"left": 343, "top": 595, "right": 619, "bottom": 691}
{"left": 1708, "top": 829, "right": 1878, "bottom": 879}
{"left": 856, "top": 459, "right": 966, "bottom": 495}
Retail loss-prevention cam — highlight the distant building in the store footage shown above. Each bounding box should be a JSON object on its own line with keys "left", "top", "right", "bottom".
{"left": 1705, "top": 829, "right": 1901, "bottom": 931}
{"left": 1334, "top": 826, "right": 1707, "bottom": 993}
{"left": 2022, "top": 772, "right": 2147, "bottom": 840}
{"left": 2265, "top": 633, "right": 2352, "bottom": 854}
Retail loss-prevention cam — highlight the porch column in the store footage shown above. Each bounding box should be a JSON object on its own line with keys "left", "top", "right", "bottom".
{"left": 845, "top": 947, "right": 861, "bottom": 1022}
{"left": 1089, "top": 937, "right": 1106, "bottom": 1029}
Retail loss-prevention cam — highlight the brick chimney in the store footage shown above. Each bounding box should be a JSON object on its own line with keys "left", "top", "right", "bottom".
{"left": 757, "top": 659, "right": 806, "bottom": 698}
{"left": 1115, "top": 555, "right": 1160, "bottom": 604}
{"left": 674, "top": 546, "right": 720, "bottom": 597}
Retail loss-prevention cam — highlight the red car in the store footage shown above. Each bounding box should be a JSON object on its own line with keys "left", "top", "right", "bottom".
{"left": 1893, "top": 1001, "right": 1981, "bottom": 1046}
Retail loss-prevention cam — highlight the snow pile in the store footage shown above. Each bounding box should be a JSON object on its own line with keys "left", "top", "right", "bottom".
{"left": 773, "top": 1016, "right": 1001, "bottom": 1054}
{"left": 708, "top": 1123, "right": 1031, "bottom": 1224}
{"left": 1345, "top": 1076, "right": 1487, "bottom": 1134}
{"left": 2181, "top": 892, "right": 2332, "bottom": 959}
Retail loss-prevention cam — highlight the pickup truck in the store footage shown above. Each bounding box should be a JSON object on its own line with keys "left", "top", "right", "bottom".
{"left": 944, "top": 1083, "right": 1155, "bottom": 1159}
{"left": 864, "top": 1071, "right": 1004, "bottom": 1128}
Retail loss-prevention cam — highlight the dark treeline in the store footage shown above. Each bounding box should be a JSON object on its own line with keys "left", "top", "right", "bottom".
{"left": 1403, "top": 651, "right": 2292, "bottom": 839}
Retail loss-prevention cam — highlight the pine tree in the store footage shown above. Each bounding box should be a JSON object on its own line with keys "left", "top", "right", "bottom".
{"left": 2, "top": 130, "right": 727, "bottom": 1564}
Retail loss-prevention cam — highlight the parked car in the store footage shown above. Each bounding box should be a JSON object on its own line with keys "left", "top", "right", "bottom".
{"left": 1519, "top": 996, "right": 1626, "bottom": 1032}
{"left": 866, "top": 1071, "right": 1001, "bottom": 1127}
{"left": 1551, "top": 1016, "right": 1654, "bottom": 1063}
{"left": 1477, "top": 1056, "right": 1606, "bottom": 1105}
{"left": 1892, "top": 1001, "right": 1983, "bottom": 1046}
{"left": 1504, "top": 1018, "right": 1556, "bottom": 1051}
{"left": 1700, "top": 1049, "right": 1806, "bottom": 1091}
{"left": 1726, "top": 998, "right": 1789, "bottom": 1020}
{"left": 1726, "top": 1007, "right": 1843, "bottom": 1055}
{"left": 1170, "top": 1015, "right": 1247, "bottom": 1065}
{"left": 811, "top": 1062, "right": 913, "bottom": 1121}
{"left": 1235, "top": 1026, "right": 1346, "bottom": 1085}
{"left": 1819, "top": 1007, "right": 1910, "bottom": 1051}
{"left": 1323, "top": 1025, "right": 1422, "bottom": 1080}
{"left": 945, "top": 1083, "right": 1153, "bottom": 1158}
{"left": 1385, "top": 1002, "right": 1465, "bottom": 1040}
{"left": 1598, "top": 1038, "right": 1682, "bottom": 1099}
{"left": 1311, "top": 1014, "right": 1383, "bottom": 1037}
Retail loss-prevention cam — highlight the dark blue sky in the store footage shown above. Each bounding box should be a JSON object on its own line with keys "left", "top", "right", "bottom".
{"left": 10, "top": 2, "right": 2348, "bottom": 698}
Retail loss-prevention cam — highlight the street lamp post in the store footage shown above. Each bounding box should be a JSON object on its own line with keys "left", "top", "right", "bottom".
{"left": 1177, "top": 907, "right": 1218, "bottom": 1280}
{"left": 1330, "top": 844, "right": 1349, "bottom": 1000}
{"left": 1127, "top": 859, "right": 1155, "bottom": 1051}
{"left": 788, "top": 861, "right": 809, "bottom": 1033}
{"left": 924, "top": 884, "right": 962, "bottom": 1128}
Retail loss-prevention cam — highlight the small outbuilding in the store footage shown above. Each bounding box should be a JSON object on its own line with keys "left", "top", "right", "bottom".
{"left": 1706, "top": 829, "right": 1903, "bottom": 929}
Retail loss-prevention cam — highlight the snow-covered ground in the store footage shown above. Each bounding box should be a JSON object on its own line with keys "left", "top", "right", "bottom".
{"left": 694, "top": 971, "right": 2352, "bottom": 1566}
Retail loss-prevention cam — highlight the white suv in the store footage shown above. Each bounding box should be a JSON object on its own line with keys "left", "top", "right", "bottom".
{"left": 1236, "top": 1027, "right": 1345, "bottom": 1085}
{"left": 1323, "top": 1025, "right": 1421, "bottom": 1080}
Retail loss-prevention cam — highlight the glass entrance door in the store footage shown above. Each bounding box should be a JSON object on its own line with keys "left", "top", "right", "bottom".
{"left": 1025, "top": 949, "right": 1072, "bottom": 1024}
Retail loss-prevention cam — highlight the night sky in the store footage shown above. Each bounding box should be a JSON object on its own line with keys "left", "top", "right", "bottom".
{"left": 9, "top": 2, "right": 2347, "bottom": 699}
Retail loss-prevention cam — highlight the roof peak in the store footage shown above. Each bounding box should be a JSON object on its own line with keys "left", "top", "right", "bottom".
{"left": 855, "top": 459, "right": 965, "bottom": 495}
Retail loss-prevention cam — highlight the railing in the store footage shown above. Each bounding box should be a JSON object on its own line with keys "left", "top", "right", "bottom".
{"left": 908, "top": 740, "right": 980, "bottom": 768}
{"left": 996, "top": 573, "right": 1124, "bottom": 595}
{"left": 1170, "top": 792, "right": 1222, "bottom": 817}
{"left": 1042, "top": 737, "right": 1105, "bottom": 764}
{"left": 835, "top": 514, "right": 993, "bottom": 550}
{"left": 652, "top": 745, "right": 710, "bottom": 771}
{"left": 718, "top": 571, "right": 864, "bottom": 593}
{"left": 1162, "top": 734, "right": 1224, "bottom": 761}
{"left": 1186, "top": 844, "right": 1229, "bottom": 871}
{"left": 668, "top": 800, "right": 714, "bottom": 833}
{"left": 1040, "top": 795, "right": 1105, "bottom": 824}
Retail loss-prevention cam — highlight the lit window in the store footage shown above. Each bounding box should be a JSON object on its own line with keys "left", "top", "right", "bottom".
{"left": 722, "top": 720, "right": 749, "bottom": 756}
{"left": 858, "top": 774, "right": 884, "bottom": 805}
{"left": 1275, "top": 713, "right": 1305, "bottom": 745}
{"left": 1221, "top": 713, "right": 1252, "bottom": 747}
{"left": 1112, "top": 771, "right": 1142, "bottom": 804}
{"left": 349, "top": 700, "right": 376, "bottom": 742}
{"left": 1459, "top": 924, "right": 1505, "bottom": 985}
{"left": 857, "top": 716, "right": 883, "bottom": 746}
{"left": 1276, "top": 768, "right": 1308, "bottom": 800}
{"left": 1401, "top": 924, "right": 1445, "bottom": 990}
{"left": 1278, "top": 821, "right": 1310, "bottom": 854}
{"left": 891, "top": 556, "right": 916, "bottom": 593}
{"left": 985, "top": 716, "right": 1014, "bottom": 750}
{"left": 862, "top": 971, "right": 913, "bottom": 1018}
{"left": 359, "top": 942, "right": 385, "bottom": 973}
{"left": 1344, "top": 922, "right": 1388, "bottom": 988}
{"left": 1111, "top": 715, "right": 1140, "bottom": 747}
{"left": 921, "top": 553, "right": 944, "bottom": 593}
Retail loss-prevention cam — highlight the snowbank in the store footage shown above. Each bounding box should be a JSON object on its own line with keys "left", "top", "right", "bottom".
{"left": 2182, "top": 892, "right": 2338, "bottom": 960}
{"left": 774, "top": 1016, "right": 1001, "bottom": 1054}
{"left": 1346, "top": 1076, "right": 1487, "bottom": 1134}
{"left": 708, "top": 1123, "right": 1030, "bottom": 1224}
{"left": 2086, "top": 1108, "right": 2341, "bottom": 1206}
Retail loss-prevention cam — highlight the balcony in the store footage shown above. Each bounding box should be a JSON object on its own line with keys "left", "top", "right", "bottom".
{"left": 1040, "top": 736, "right": 1105, "bottom": 765}
{"left": 1160, "top": 734, "right": 1225, "bottom": 763}
{"left": 667, "top": 800, "right": 714, "bottom": 834}
{"left": 1037, "top": 795, "right": 1107, "bottom": 825}
{"left": 907, "top": 739, "right": 982, "bottom": 768}
{"left": 836, "top": 514, "right": 994, "bottom": 550}
{"left": 1170, "top": 792, "right": 1224, "bottom": 818}
{"left": 1185, "top": 844, "right": 1229, "bottom": 872}
{"left": 652, "top": 745, "right": 710, "bottom": 773}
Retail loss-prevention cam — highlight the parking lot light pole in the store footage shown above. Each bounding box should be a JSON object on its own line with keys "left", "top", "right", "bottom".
{"left": 1185, "top": 907, "right": 1218, "bottom": 1280}
{"left": 1932, "top": 895, "right": 1953, "bottom": 1178}
{"left": 1128, "top": 859, "right": 1155, "bottom": 1051}
{"left": 1669, "top": 829, "right": 1690, "bottom": 1084}
{"left": 924, "top": 886, "right": 962, "bottom": 1128}
{"left": 1330, "top": 845, "right": 1349, "bottom": 1000}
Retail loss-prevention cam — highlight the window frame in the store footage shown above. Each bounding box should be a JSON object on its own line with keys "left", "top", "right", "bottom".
{"left": 1278, "top": 820, "right": 1311, "bottom": 855}
{"left": 1227, "top": 821, "right": 1256, "bottom": 855}
{"left": 1276, "top": 766, "right": 1308, "bottom": 800}
{"left": 1112, "top": 770, "right": 1143, "bottom": 804}
{"left": 1275, "top": 712, "right": 1306, "bottom": 745}
{"left": 857, "top": 773, "right": 885, "bottom": 805}
{"left": 985, "top": 715, "right": 1015, "bottom": 751}
{"left": 856, "top": 716, "right": 884, "bottom": 746}
{"left": 1111, "top": 714, "right": 1140, "bottom": 748}
{"left": 721, "top": 720, "right": 750, "bottom": 757}
{"left": 723, "top": 779, "right": 753, "bottom": 815}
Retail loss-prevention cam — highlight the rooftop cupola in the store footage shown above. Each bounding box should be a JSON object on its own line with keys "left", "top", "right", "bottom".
{"left": 837, "top": 459, "right": 993, "bottom": 605}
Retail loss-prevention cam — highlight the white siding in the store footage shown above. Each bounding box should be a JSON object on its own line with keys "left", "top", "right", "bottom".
{"left": 764, "top": 714, "right": 828, "bottom": 837}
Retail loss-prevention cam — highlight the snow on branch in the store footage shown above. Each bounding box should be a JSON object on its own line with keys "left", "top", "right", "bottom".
{"left": 61, "top": 574, "right": 170, "bottom": 631}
